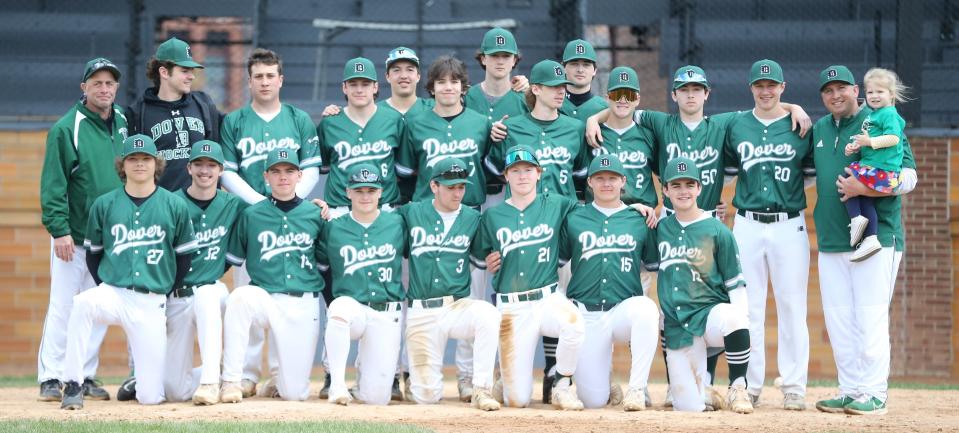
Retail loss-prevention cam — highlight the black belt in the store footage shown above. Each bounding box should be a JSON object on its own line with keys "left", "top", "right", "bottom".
{"left": 737, "top": 209, "right": 800, "bottom": 224}
{"left": 126, "top": 286, "right": 152, "bottom": 295}
{"left": 408, "top": 295, "right": 465, "bottom": 309}
{"left": 497, "top": 284, "right": 557, "bottom": 304}
{"left": 170, "top": 282, "right": 216, "bottom": 298}
{"left": 277, "top": 291, "right": 320, "bottom": 298}
{"left": 366, "top": 301, "right": 403, "bottom": 312}
{"left": 576, "top": 300, "right": 619, "bottom": 312}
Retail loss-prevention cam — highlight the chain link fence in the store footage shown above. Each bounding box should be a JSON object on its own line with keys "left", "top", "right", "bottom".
{"left": 1, "top": 0, "right": 957, "bottom": 127}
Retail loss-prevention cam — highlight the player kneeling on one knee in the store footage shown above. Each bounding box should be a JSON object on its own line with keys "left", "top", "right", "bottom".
{"left": 474, "top": 145, "right": 586, "bottom": 410}
{"left": 396, "top": 158, "right": 502, "bottom": 410}
{"left": 164, "top": 141, "right": 246, "bottom": 405}
{"left": 220, "top": 149, "right": 325, "bottom": 403}
{"left": 563, "top": 155, "right": 660, "bottom": 410}
{"left": 61, "top": 135, "right": 198, "bottom": 410}
{"left": 322, "top": 164, "right": 406, "bottom": 406}
{"left": 656, "top": 157, "right": 754, "bottom": 414}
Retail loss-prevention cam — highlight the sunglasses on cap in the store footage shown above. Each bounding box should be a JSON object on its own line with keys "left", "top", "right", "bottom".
{"left": 674, "top": 71, "right": 707, "bottom": 84}
{"left": 505, "top": 149, "right": 538, "bottom": 167}
{"left": 434, "top": 164, "right": 469, "bottom": 180}
{"left": 607, "top": 88, "right": 638, "bottom": 102}
{"left": 348, "top": 169, "right": 381, "bottom": 185}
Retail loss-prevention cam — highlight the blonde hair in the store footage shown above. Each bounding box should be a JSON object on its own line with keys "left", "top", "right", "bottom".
{"left": 863, "top": 68, "right": 910, "bottom": 104}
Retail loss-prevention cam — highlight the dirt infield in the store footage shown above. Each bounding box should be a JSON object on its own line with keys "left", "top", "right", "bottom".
{"left": 3, "top": 382, "right": 957, "bottom": 432}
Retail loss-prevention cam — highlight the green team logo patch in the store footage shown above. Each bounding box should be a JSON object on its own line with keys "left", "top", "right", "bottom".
{"left": 133, "top": 138, "right": 145, "bottom": 149}
{"left": 278, "top": 150, "right": 289, "bottom": 159}
{"left": 575, "top": 44, "right": 585, "bottom": 54}
{"left": 354, "top": 62, "right": 365, "bottom": 73}
{"left": 495, "top": 35, "right": 506, "bottom": 46}
{"left": 202, "top": 143, "right": 211, "bottom": 152}
{"left": 827, "top": 69, "right": 838, "bottom": 78}
{"left": 600, "top": 157, "right": 612, "bottom": 167}
{"left": 554, "top": 66, "right": 564, "bottom": 76}
{"left": 760, "top": 64, "right": 771, "bottom": 75}
{"left": 620, "top": 72, "right": 630, "bottom": 82}
{"left": 677, "top": 161, "right": 688, "bottom": 172}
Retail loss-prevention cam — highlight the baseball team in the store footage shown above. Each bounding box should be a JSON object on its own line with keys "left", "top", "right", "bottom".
{"left": 37, "top": 27, "right": 917, "bottom": 417}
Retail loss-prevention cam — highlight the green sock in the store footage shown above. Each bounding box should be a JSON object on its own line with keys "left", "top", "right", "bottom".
{"left": 724, "top": 329, "right": 750, "bottom": 386}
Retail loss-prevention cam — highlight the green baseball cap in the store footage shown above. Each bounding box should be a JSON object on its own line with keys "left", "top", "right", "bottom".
{"left": 663, "top": 157, "right": 701, "bottom": 183}
{"left": 156, "top": 37, "right": 204, "bottom": 69}
{"left": 480, "top": 27, "right": 518, "bottom": 55}
{"left": 608, "top": 66, "right": 640, "bottom": 92}
{"left": 121, "top": 134, "right": 158, "bottom": 158}
{"left": 530, "top": 60, "right": 571, "bottom": 86}
{"left": 343, "top": 57, "right": 377, "bottom": 82}
{"left": 588, "top": 154, "right": 625, "bottom": 177}
{"left": 265, "top": 148, "right": 300, "bottom": 171}
{"left": 189, "top": 140, "right": 225, "bottom": 165}
{"left": 431, "top": 158, "right": 472, "bottom": 186}
{"left": 749, "top": 59, "right": 784, "bottom": 84}
{"left": 82, "top": 57, "right": 120, "bottom": 82}
{"left": 562, "top": 39, "right": 596, "bottom": 64}
{"left": 819, "top": 65, "right": 856, "bottom": 90}
{"left": 347, "top": 163, "right": 383, "bottom": 189}
{"left": 503, "top": 144, "right": 540, "bottom": 170}
{"left": 386, "top": 47, "right": 419, "bottom": 69}
{"left": 673, "top": 65, "right": 709, "bottom": 90}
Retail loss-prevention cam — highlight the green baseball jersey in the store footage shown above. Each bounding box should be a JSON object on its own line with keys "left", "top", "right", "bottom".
{"left": 41, "top": 101, "right": 127, "bottom": 243}
{"left": 399, "top": 201, "right": 482, "bottom": 300}
{"left": 318, "top": 210, "right": 406, "bottom": 302}
{"left": 472, "top": 194, "right": 579, "bottom": 294}
{"left": 585, "top": 123, "right": 658, "bottom": 206}
{"left": 656, "top": 214, "right": 744, "bottom": 349}
{"left": 489, "top": 113, "right": 588, "bottom": 197}
{"left": 640, "top": 110, "right": 737, "bottom": 211}
{"left": 220, "top": 104, "right": 322, "bottom": 196}
{"left": 464, "top": 85, "right": 529, "bottom": 123}
{"left": 811, "top": 108, "right": 916, "bottom": 253}
{"left": 174, "top": 189, "right": 247, "bottom": 287}
{"left": 860, "top": 106, "right": 905, "bottom": 171}
{"left": 378, "top": 98, "right": 434, "bottom": 205}
{"left": 84, "top": 187, "right": 197, "bottom": 294}
{"left": 561, "top": 204, "right": 658, "bottom": 305}
{"left": 317, "top": 109, "right": 406, "bottom": 207}
{"left": 724, "top": 111, "right": 814, "bottom": 213}
{"left": 398, "top": 108, "right": 491, "bottom": 207}
{"left": 225, "top": 200, "right": 325, "bottom": 294}
{"left": 560, "top": 95, "right": 608, "bottom": 122}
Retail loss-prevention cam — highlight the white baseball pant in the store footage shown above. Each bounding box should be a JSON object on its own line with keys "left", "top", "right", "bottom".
{"left": 573, "top": 296, "right": 659, "bottom": 409}
{"left": 667, "top": 303, "right": 750, "bottom": 412}
{"left": 406, "top": 297, "right": 501, "bottom": 403}
{"left": 64, "top": 283, "right": 167, "bottom": 404}
{"left": 221, "top": 286, "right": 320, "bottom": 401}
{"left": 497, "top": 287, "right": 585, "bottom": 408}
{"left": 232, "top": 265, "right": 271, "bottom": 384}
{"left": 733, "top": 213, "right": 810, "bottom": 397}
{"left": 163, "top": 282, "right": 229, "bottom": 401}
{"left": 819, "top": 247, "right": 902, "bottom": 402}
{"left": 37, "top": 242, "right": 107, "bottom": 383}
{"left": 325, "top": 296, "right": 403, "bottom": 405}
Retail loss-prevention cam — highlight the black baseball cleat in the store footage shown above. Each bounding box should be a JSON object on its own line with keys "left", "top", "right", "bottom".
{"left": 83, "top": 378, "right": 110, "bottom": 401}
{"left": 390, "top": 374, "right": 403, "bottom": 402}
{"left": 116, "top": 376, "right": 137, "bottom": 401}
{"left": 319, "top": 373, "right": 331, "bottom": 399}
{"left": 542, "top": 374, "right": 554, "bottom": 404}
{"left": 60, "top": 381, "right": 83, "bottom": 410}
{"left": 38, "top": 379, "right": 62, "bottom": 402}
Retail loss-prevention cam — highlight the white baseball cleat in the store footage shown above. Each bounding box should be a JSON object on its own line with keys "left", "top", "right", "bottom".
{"left": 458, "top": 376, "right": 474, "bottom": 402}
{"left": 783, "top": 393, "right": 806, "bottom": 411}
{"left": 608, "top": 382, "right": 624, "bottom": 406}
{"left": 471, "top": 387, "right": 501, "bottom": 411}
{"left": 851, "top": 235, "right": 881, "bottom": 262}
{"left": 727, "top": 383, "right": 754, "bottom": 414}
{"left": 551, "top": 387, "right": 584, "bottom": 411}
{"left": 329, "top": 387, "right": 353, "bottom": 406}
{"left": 192, "top": 383, "right": 220, "bottom": 405}
{"left": 622, "top": 387, "right": 646, "bottom": 412}
{"left": 705, "top": 385, "right": 727, "bottom": 411}
{"left": 491, "top": 378, "right": 504, "bottom": 404}
{"left": 219, "top": 381, "right": 243, "bottom": 404}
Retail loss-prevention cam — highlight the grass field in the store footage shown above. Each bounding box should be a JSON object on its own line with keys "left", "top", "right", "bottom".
{"left": 0, "top": 420, "right": 432, "bottom": 433}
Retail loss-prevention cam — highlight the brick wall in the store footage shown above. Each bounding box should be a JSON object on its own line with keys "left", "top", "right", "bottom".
{"left": 0, "top": 130, "right": 955, "bottom": 382}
